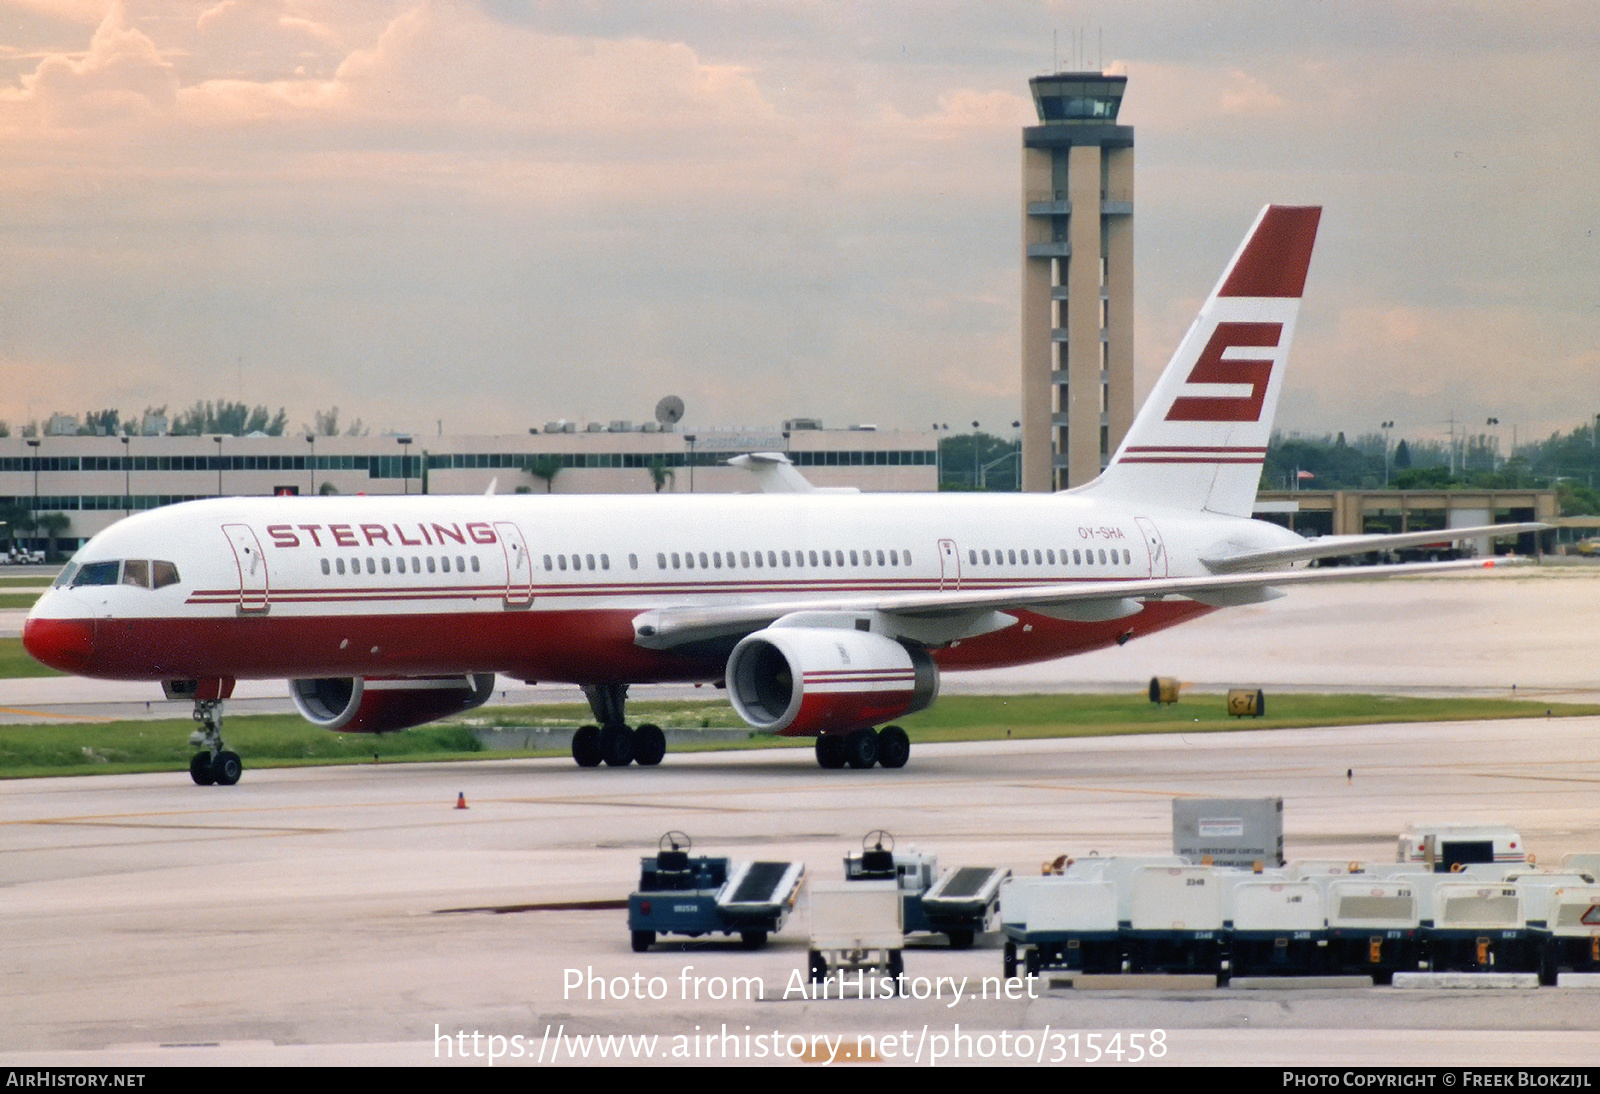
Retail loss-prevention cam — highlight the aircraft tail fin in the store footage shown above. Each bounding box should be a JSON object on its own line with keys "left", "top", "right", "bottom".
{"left": 1075, "top": 204, "right": 1321, "bottom": 517}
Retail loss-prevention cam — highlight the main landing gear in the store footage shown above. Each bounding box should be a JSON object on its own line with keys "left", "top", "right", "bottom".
{"left": 570, "top": 684, "right": 666, "bottom": 769}
{"left": 814, "top": 725, "right": 910, "bottom": 770}
{"left": 187, "top": 698, "right": 243, "bottom": 786}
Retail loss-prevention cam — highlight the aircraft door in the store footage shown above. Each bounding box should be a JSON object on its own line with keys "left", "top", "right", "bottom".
{"left": 495, "top": 521, "right": 534, "bottom": 607}
{"left": 937, "top": 538, "right": 962, "bottom": 590}
{"left": 223, "top": 524, "right": 270, "bottom": 612}
{"left": 1135, "top": 517, "right": 1168, "bottom": 578}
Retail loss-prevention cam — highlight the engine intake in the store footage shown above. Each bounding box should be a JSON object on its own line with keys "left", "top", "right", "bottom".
{"left": 726, "top": 627, "right": 937, "bottom": 737}
{"left": 290, "top": 674, "right": 496, "bottom": 734}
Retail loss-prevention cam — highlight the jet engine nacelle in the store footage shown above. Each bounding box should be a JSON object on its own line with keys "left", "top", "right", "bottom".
{"left": 290, "top": 674, "right": 496, "bottom": 734}
{"left": 726, "top": 626, "right": 938, "bottom": 737}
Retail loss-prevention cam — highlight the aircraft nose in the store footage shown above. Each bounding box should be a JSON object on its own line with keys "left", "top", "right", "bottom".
{"left": 22, "top": 616, "right": 96, "bottom": 675}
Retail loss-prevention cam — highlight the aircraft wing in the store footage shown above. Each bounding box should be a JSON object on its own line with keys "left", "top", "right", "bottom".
{"left": 631, "top": 555, "right": 1529, "bottom": 650}
{"left": 1201, "top": 522, "right": 1549, "bottom": 573}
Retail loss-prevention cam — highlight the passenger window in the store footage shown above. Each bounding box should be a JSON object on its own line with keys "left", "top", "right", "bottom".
{"left": 471, "top": 556, "right": 480, "bottom": 573}
{"left": 543, "top": 555, "right": 553, "bottom": 571}
{"left": 600, "top": 555, "right": 609, "bottom": 571}
{"left": 336, "top": 558, "right": 346, "bottom": 575}
{"left": 457, "top": 555, "right": 466, "bottom": 571}
{"left": 321, "top": 558, "right": 331, "bottom": 576}
{"left": 558, "top": 556, "right": 567, "bottom": 571}
{"left": 876, "top": 550, "right": 885, "bottom": 566}
{"left": 684, "top": 552, "right": 694, "bottom": 569}
{"left": 698, "top": 552, "right": 708, "bottom": 569}
{"left": 427, "top": 557, "right": 436, "bottom": 574}
{"left": 381, "top": 557, "right": 391, "bottom": 575}
{"left": 366, "top": 558, "right": 376, "bottom": 574}
{"left": 671, "top": 552, "right": 681, "bottom": 569}
{"left": 657, "top": 553, "right": 667, "bottom": 569}
{"left": 904, "top": 550, "right": 912, "bottom": 565}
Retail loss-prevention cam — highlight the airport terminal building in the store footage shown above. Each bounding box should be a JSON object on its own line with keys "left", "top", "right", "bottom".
{"left": 0, "top": 423, "right": 938, "bottom": 552}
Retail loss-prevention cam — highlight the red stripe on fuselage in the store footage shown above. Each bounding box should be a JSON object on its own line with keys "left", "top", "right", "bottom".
{"left": 35, "top": 598, "right": 1217, "bottom": 685}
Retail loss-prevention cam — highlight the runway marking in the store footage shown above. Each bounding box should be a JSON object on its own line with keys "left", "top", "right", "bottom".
{"left": 13, "top": 819, "right": 336, "bottom": 835}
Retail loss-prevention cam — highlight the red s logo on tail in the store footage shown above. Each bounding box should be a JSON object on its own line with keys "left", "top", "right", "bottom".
{"left": 1164, "top": 322, "right": 1283, "bottom": 423}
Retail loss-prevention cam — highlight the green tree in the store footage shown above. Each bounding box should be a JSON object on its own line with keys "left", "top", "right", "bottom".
{"left": 524, "top": 455, "right": 563, "bottom": 494}
{"left": 646, "top": 458, "right": 675, "bottom": 493}
{"left": 35, "top": 512, "right": 71, "bottom": 560}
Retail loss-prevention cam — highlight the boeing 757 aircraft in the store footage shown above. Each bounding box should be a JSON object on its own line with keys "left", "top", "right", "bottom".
{"left": 22, "top": 206, "right": 1539, "bottom": 783}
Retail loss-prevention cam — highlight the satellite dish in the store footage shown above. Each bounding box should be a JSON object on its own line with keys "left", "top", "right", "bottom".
{"left": 655, "top": 395, "right": 685, "bottom": 426}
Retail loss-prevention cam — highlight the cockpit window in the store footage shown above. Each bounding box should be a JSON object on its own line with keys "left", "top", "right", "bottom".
{"left": 54, "top": 563, "right": 78, "bottom": 589}
{"left": 66, "top": 559, "right": 181, "bottom": 590}
{"left": 71, "top": 561, "right": 121, "bottom": 587}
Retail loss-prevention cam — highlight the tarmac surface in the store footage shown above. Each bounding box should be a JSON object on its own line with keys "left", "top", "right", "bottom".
{"left": 2, "top": 566, "right": 1599, "bottom": 1068}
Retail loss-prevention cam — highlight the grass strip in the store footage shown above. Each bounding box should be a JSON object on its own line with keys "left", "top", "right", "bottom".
{"left": 3, "top": 692, "right": 1594, "bottom": 779}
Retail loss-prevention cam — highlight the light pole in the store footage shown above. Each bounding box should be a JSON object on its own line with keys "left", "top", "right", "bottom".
{"left": 26, "top": 438, "right": 40, "bottom": 552}
{"left": 684, "top": 434, "right": 696, "bottom": 494}
{"left": 397, "top": 436, "right": 413, "bottom": 495}
{"left": 213, "top": 435, "right": 223, "bottom": 496}
{"left": 1381, "top": 420, "right": 1394, "bottom": 487}
{"left": 306, "top": 434, "right": 316, "bottom": 495}
{"left": 120, "top": 435, "right": 131, "bottom": 515}
{"left": 971, "top": 421, "right": 980, "bottom": 490}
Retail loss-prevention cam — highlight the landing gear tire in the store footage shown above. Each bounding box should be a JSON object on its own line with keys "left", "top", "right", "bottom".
{"left": 809, "top": 950, "right": 828, "bottom": 985}
{"left": 189, "top": 752, "right": 216, "bottom": 786}
{"left": 633, "top": 724, "right": 666, "bottom": 767}
{"left": 845, "top": 727, "right": 879, "bottom": 769}
{"left": 946, "top": 928, "right": 974, "bottom": 951}
{"left": 1003, "top": 942, "right": 1019, "bottom": 979}
{"left": 600, "top": 724, "right": 635, "bottom": 767}
{"left": 212, "top": 751, "right": 243, "bottom": 786}
{"left": 631, "top": 930, "right": 655, "bottom": 953}
{"left": 740, "top": 930, "right": 767, "bottom": 950}
{"left": 887, "top": 950, "right": 905, "bottom": 995}
{"left": 572, "top": 725, "right": 603, "bottom": 767}
{"left": 877, "top": 725, "right": 910, "bottom": 769}
{"left": 815, "top": 734, "right": 847, "bottom": 769}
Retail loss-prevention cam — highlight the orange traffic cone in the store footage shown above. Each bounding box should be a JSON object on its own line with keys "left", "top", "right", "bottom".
{"left": 454, "top": 792, "right": 468, "bottom": 810}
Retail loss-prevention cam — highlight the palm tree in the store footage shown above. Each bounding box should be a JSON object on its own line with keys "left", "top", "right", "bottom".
{"left": 646, "top": 458, "right": 675, "bottom": 493}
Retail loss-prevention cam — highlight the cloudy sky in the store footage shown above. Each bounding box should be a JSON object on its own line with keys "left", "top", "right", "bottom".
{"left": 0, "top": 2, "right": 1595, "bottom": 450}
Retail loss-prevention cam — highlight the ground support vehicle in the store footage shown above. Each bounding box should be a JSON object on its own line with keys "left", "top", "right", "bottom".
{"left": 843, "top": 831, "right": 1007, "bottom": 950}
{"left": 807, "top": 879, "right": 905, "bottom": 995}
{"left": 1226, "top": 878, "right": 1327, "bottom": 977}
{"left": 1398, "top": 824, "right": 1527, "bottom": 873}
{"left": 998, "top": 876, "right": 1120, "bottom": 978}
{"left": 1324, "top": 879, "right": 1424, "bottom": 983}
{"left": 1123, "top": 865, "right": 1227, "bottom": 980}
{"left": 1424, "top": 881, "right": 1536, "bottom": 973}
{"left": 628, "top": 832, "right": 803, "bottom": 952}
{"left": 1533, "top": 886, "right": 1600, "bottom": 984}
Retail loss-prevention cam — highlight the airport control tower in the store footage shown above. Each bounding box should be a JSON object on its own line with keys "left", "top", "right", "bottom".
{"left": 1020, "top": 72, "right": 1134, "bottom": 491}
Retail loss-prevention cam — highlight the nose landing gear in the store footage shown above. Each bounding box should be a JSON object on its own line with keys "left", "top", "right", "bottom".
{"left": 188, "top": 698, "right": 243, "bottom": 786}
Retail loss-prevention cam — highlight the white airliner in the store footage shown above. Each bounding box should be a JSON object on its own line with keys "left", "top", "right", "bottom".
{"left": 22, "top": 206, "right": 1541, "bottom": 784}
